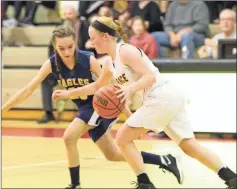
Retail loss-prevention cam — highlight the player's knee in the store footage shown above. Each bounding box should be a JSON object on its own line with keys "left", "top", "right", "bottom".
{"left": 63, "top": 133, "right": 77, "bottom": 146}
{"left": 104, "top": 153, "right": 117, "bottom": 161}
{"left": 179, "top": 138, "right": 199, "bottom": 157}
{"left": 115, "top": 134, "right": 127, "bottom": 147}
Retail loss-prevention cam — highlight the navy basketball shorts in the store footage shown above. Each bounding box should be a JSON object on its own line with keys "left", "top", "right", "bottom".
{"left": 76, "top": 108, "right": 118, "bottom": 142}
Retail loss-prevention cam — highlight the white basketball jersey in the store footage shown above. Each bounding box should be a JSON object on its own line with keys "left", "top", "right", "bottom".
{"left": 110, "top": 43, "right": 167, "bottom": 103}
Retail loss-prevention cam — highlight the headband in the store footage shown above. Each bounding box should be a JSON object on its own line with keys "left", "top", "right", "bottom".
{"left": 91, "top": 20, "right": 116, "bottom": 36}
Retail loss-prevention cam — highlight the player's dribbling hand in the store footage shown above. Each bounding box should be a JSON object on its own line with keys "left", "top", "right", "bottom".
{"left": 115, "top": 85, "right": 132, "bottom": 103}
{"left": 52, "top": 90, "right": 71, "bottom": 100}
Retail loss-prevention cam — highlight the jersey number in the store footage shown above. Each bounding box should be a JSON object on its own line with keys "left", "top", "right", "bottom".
{"left": 67, "top": 87, "right": 88, "bottom": 100}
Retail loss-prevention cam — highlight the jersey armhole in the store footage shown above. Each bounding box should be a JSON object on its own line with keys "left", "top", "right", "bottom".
{"left": 119, "top": 43, "right": 143, "bottom": 57}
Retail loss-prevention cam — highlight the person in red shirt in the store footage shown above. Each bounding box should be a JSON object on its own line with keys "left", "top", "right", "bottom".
{"left": 129, "top": 16, "right": 158, "bottom": 59}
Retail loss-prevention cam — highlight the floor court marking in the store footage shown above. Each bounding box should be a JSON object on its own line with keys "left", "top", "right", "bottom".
{"left": 2, "top": 160, "right": 215, "bottom": 180}
{"left": 2, "top": 160, "right": 67, "bottom": 170}
{"left": 3, "top": 136, "right": 61, "bottom": 139}
{"left": 2, "top": 156, "right": 105, "bottom": 171}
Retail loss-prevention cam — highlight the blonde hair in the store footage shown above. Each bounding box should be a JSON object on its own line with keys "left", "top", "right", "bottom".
{"left": 91, "top": 16, "right": 129, "bottom": 43}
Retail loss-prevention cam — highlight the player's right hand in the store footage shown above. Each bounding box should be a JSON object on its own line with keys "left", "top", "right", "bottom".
{"left": 52, "top": 90, "right": 71, "bottom": 100}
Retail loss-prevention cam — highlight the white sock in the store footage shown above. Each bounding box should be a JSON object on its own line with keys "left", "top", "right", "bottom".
{"left": 136, "top": 170, "right": 147, "bottom": 176}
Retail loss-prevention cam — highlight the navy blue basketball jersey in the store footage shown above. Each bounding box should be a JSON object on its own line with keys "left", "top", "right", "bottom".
{"left": 50, "top": 50, "right": 95, "bottom": 110}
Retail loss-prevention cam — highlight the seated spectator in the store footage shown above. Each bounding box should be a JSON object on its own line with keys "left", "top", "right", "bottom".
{"left": 128, "top": 0, "right": 163, "bottom": 33}
{"left": 78, "top": 1, "right": 105, "bottom": 20}
{"left": 205, "top": 1, "right": 236, "bottom": 23}
{"left": 18, "top": 1, "right": 42, "bottom": 27}
{"left": 158, "top": 0, "right": 170, "bottom": 17}
{"left": 232, "top": 4, "right": 236, "bottom": 15}
{"left": 129, "top": 16, "right": 158, "bottom": 59}
{"left": 151, "top": 0, "right": 209, "bottom": 59}
{"left": 98, "top": 6, "right": 113, "bottom": 18}
{"left": 2, "top": 1, "right": 27, "bottom": 27}
{"left": 49, "top": 5, "right": 90, "bottom": 55}
{"left": 103, "top": 0, "right": 132, "bottom": 19}
{"left": 59, "top": 1, "right": 79, "bottom": 18}
{"left": 199, "top": 9, "right": 236, "bottom": 58}
{"left": 19, "top": 1, "right": 57, "bottom": 27}
{"left": 118, "top": 11, "right": 133, "bottom": 39}
{"left": 3, "top": 1, "right": 57, "bottom": 27}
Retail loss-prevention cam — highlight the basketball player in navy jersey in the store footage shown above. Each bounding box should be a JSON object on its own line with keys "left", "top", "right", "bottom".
{"left": 2, "top": 25, "right": 183, "bottom": 189}
{"left": 52, "top": 17, "right": 236, "bottom": 189}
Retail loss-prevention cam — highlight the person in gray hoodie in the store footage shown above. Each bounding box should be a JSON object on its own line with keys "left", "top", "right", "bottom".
{"left": 152, "top": 0, "right": 209, "bottom": 59}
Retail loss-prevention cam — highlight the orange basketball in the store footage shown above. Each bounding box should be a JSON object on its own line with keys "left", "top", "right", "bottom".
{"left": 93, "top": 85, "right": 125, "bottom": 119}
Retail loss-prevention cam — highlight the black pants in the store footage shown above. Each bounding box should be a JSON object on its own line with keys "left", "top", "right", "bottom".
{"left": 3, "top": 1, "right": 38, "bottom": 21}
{"left": 41, "top": 73, "right": 58, "bottom": 112}
{"left": 3, "top": 1, "right": 24, "bottom": 20}
{"left": 205, "top": 1, "right": 236, "bottom": 22}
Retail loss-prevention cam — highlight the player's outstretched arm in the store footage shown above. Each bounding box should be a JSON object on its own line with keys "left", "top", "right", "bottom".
{"left": 2, "top": 60, "right": 52, "bottom": 113}
{"left": 52, "top": 56, "right": 113, "bottom": 100}
{"left": 116, "top": 44, "right": 156, "bottom": 102}
{"left": 120, "top": 44, "right": 156, "bottom": 93}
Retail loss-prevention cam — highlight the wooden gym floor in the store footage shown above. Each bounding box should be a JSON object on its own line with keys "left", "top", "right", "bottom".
{"left": 2, "top": 120, "right": 236, "bottom": 188}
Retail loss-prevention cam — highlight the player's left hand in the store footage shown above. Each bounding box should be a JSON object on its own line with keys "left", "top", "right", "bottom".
{"left": 115, "top": 85, "right": 133, "bottom": 103}
{"left": 52, "top": 90, "right": 71, "bottom": 100}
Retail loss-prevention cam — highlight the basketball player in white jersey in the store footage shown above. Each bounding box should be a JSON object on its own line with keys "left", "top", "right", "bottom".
{"left": 52, "top": 16, "right": 236, "bottom": 189}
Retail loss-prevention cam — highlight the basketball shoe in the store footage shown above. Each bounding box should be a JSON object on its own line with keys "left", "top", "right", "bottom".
{"left": 65, "top": 184, "right": 81, "bottom": 189}
{"left": 132, "top": 181, "right": 156, "bottom": 189}
{"left": 158, "top": 154, "right": 184, "bottom": 184}
{"left": 226, "top": 177, "right": 236, "bottom": 188}
{"left": 218, "top": 167, "right": 236, "bottom": 188}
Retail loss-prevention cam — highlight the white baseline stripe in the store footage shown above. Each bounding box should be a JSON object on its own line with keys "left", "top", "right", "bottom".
{"left": 3, "top": 156, "right": 105, "bottom": 171}
{"left": 2, "top": 160, "right": 67, "bottom": 170}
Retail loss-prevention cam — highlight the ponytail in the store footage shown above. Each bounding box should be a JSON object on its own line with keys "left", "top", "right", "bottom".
{"left": 91, "top": 16, "right": 129, "bottom": 43}
{"left": 54, "top": 50, "right": 63, "bottom": 80}
{"left": 113, "top": 20, "right": 129, "bottom": 43}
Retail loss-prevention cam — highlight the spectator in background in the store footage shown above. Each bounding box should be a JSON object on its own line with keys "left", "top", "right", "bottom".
{"left": 78, "top": 1, "right": 106, "bottom": 20}
{"left": 38, "top": 5, "right": 90, "bottom": 123}
{"left": 2, "top": 1, "right": 12, "bottom": 20}
{"left": 2, "top": 1, "right": 28, "bottom": 27}
{"left": 199, "top": 9, "right": 236, "bottom": 59}
{"left": 19, "top": 1, "right": 57, "bottom": 27}
{"left": 48, "top": 6, "right": 90, "bottom": 56}
{"left": 129, "top": 0, "right": 163, "bottom": 33}
{"left": 158, "top": 0, "right": 170, "bottom": 17}
{"left": 232, "top": 4, "right": 237, "bottom": 15}
{"left": 98, "top": 6, "right": 113, "bottom": 18}
{"left": 3, "top": 1, "right": 57, "bottom": 27}
{"left": 59, "top": 1, "right": 79, "bottom": 18}
{"left": 152, "top": 0, "right": 209, "bottom": 59}
{"left": 129, "top": 16, "right": 158, "bottom": 59}
{"left": 103, "top": 0, "right": 132, "bottom": 19}
{"left": 205, "top": 1, "right": 236, "bottom": 23}
{"left": 117, "top": 10, "right": 133, "bottom": 39}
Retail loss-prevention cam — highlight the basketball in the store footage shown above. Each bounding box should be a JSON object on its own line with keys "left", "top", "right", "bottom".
{"left": 93, "top": 85, "right": 125, "bottom": 119}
